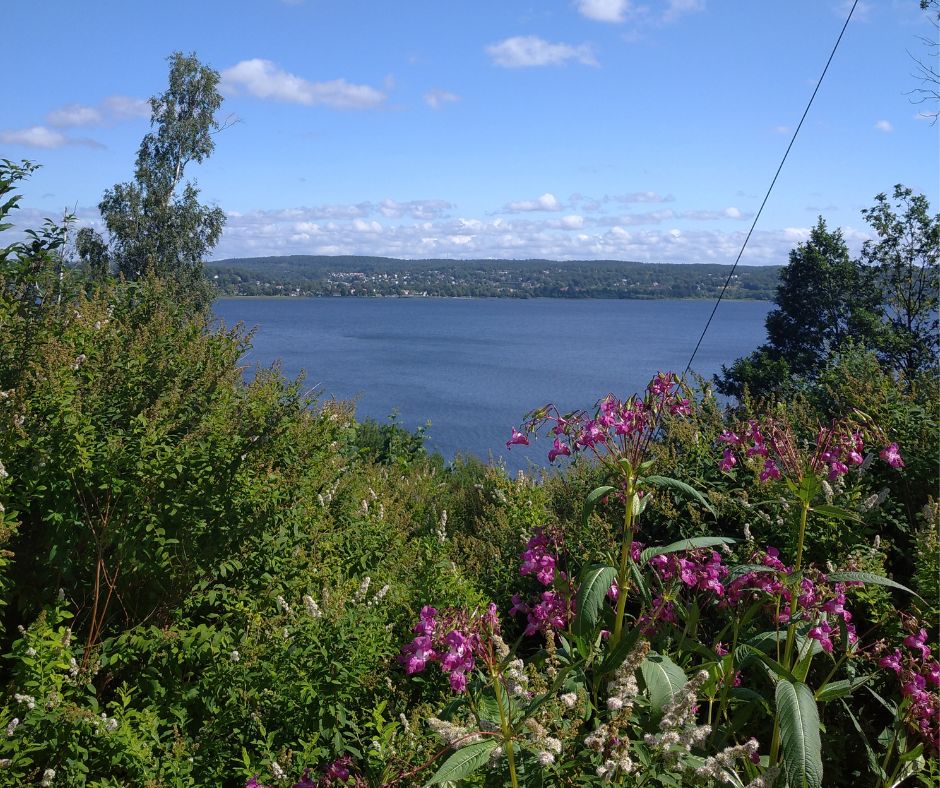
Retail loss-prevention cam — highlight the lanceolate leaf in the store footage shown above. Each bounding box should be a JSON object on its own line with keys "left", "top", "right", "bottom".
{"left": 826, "top": 571, "right": 922, "bottom": 600}
{"left": 582, "top": 485, "right": 616, "bottom": 528}
{"left": 810, "top": 503, "right": 861, "bottom": 522}
{"left": 424, "top": 739, "right": 499, "bottom": 785}
{"left": 642, "top": 475, "right": 717, "bottom": 518}
{"left": 776, "top": 679, "right": 823, "bottom": 788}
{"left": 640, "top": 652, "right": 687, "bottom": 715}
{"left": 815, "top": 675, "right": 874, "bottom": 702}
{"left": 640, "top": 536, "right": 736, "bottom": 565}
{"left": 573, "top": 565, "right": 617, "bottom": 636}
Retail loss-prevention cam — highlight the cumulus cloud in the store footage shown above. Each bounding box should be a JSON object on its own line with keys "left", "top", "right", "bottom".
{"left": 44, "top": 95, "right": 149, "bottom": 128}
{"left": 503, "top": 192, "right": 563, "bottom": 212}
{"left": 424, "top": 89, "right": 460, "bottom": 109}
{"left": 212, "top": 207, "right": 872, "bottom": 266}
{"left": 874, "top": 119, "right": 893, "bottom": 132}
{"left": 609, "top": 191, "right": 675, "bottom": 203}
{"left": 662, "top": 0, "right": 705, "bottom": 23}
{"left": 46, "top": 104, "right": 103, "bottom": 127}
{"left": 0, "top": 126, "right": 104, "bottom": 149}
{"left": 221, "top": 59, "right": 386, "bottom": 109}
{"left": 679, "top": 207, "right": 749, "bottom": 220}
{"left": 577, "top": 0, "right": 632, "bottom": 23}
{"left": 485, "top": 36, "right": 597, "bottom": 68}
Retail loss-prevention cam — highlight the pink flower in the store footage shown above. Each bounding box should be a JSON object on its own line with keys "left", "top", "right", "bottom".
{"left": 759, "top": 458, "right": 781, "bottom": 482}
{"left": 670, "top": 398, "right": 691, "bottom": 416}
{"left": 719, "top": 448, "right": 737, "bottom": 472}
{"left": 904, "top": 629, "right": 931, "bottom": 660}
{"left": 506, "top": 427, "right": 529, "bottom": 448}
{"left": 880, "top": 443, "right": 904, "bottom": 469}
{"left": 808, "top": 620, "right": 834, "bottom": 653}
{"left": 548, "top": 437, "right": 571, "bottom": 462}
{"left": 718, "top": 430, "right": 741, "bottom": 444}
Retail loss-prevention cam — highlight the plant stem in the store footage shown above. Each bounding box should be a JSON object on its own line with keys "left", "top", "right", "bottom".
{"left": 492, "top": 670, "right": 519, "bottom": 788}
{"left": 612, "top": 482, "right": 636, "bottom": 644}
{"left": 770, "top": 499, "right": 811, "bottom": 768}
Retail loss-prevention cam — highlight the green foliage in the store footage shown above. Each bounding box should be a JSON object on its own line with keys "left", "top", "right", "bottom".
{"left": 83, "top": 52, "right": 227, "bottom": 311}
{"left": 860, "top": 185, "right": 940, "bottom": 380}
{"left": 206, "top": 254, "right": 783, "bottom": 300}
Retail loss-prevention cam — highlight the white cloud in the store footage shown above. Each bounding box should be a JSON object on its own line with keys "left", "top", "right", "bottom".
{"left": 773, "top": 125, "right": 791, "bottom": 135}
{"left": 560, "top": 215, "right": 584, "bottom": 229}
{"left": 0, "top": 126, "right": 104, "bottom": 149}
{"left": 874, "top": 119, "right": 893, "bottom": 132}
{"left": 609, "top": 191, "right": 675, "bottom": 203}
{"left": 504, "top": 192, "right": 563, "bottom": 212}
{"left": 213, "top": 207, "right": 872, "bottom": 266}
{"left": 43, "top": 95, "right": 149, "bottom": 129}
{"left": 424, "top": 89, "right": 460, "bottom": 109}
{"left": 577, "top": 0, "right": 632, "bottom": 23}
{"left": 221, "top": 59, "right": 386, "bottom": 109}
{"left": 680, "top": 207, "right": 750, "bottom": 220}
{"left": 46, "top": 104, "right": 103, "bottom": 127}
{"left": 101, "top": 95, "right": 151, "bottom": 120}
{"left": 662, "top": 0, "right": 705, "bottom": 23}
{"left": 485, "top": 36, "right": 597, "bottom": 68}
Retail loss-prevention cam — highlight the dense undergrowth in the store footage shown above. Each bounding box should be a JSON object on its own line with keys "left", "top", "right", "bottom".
{"left": 0, "top": 162, "right": 937, "bottom": 786}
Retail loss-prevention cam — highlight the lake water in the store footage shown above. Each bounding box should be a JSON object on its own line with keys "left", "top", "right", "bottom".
{"left": 213, "top": 297, "right": 771, "bottom": 470}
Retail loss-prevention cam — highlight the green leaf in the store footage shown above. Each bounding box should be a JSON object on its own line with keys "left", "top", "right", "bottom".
{"left": 424, "top": 739, "right": 499, "bottom": 785}
{"left": 582, "top": 486, "right": 616, "bottom": 528}
{"left": 599, "top": 626, "right": 641, "bottom": 675}
{"left": 640, "top": 652, "right": 687, "bottom": 715}
{"left": 573, "top": 565, "right": 617, "bottom": 636}
{"left": 826, "top": 571, "right": 922, "bottom": 600}
{"left": 642, "top": 475, "right": 716, "bottom": 518}
{"left": 734, "top": 643, "right": 797, "bottom": 682}
{"left": 640, "top": 536, "right": 736, "bottom": 565}
{"left": 776, "top": 679, "right": 823, "bottom": 788}
{"left": 810, "top": 503, "right": 861, "bottom": 522}
{"left": 815, "top": 675, "right": 873, "bottom": 702}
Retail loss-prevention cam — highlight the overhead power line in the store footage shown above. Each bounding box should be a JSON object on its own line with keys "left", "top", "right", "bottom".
{"left": 684, "top": 0, "right": 860, "bottom": 376}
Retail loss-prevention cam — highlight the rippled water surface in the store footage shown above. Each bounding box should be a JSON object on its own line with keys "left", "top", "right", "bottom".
{"left": 213, "top": 297, "right": 771, "bottom": 470}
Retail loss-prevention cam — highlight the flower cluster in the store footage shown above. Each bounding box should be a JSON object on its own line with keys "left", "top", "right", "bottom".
{"left": 718, "top": 418, "right": 903, "bottom": 482}
{"left": 725, "top": 547, "right": 858, "bottom": 653}
{"left": 399, "top": 604, "right": 500, "bottom": 692}
{"left": 508, "top": 372, "right": 691, "bottom": 468}
{"left": 649, "top": 549, "right": 729, "bottom": 597}
{"left": 879, "top": 620, "right": 940, "bottom": 753}
{"left": 509, "top": 529, "right": 574, "bottom": 637}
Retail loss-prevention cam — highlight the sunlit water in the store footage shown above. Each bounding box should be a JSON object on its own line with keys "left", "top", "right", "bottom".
{"left": 213, "top": 297, "right": 771, "bottom": 470}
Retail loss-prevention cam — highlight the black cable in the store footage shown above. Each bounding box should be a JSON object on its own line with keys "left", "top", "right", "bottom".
{"left": 683, "top": 0, "right": 859, "bottom": 375}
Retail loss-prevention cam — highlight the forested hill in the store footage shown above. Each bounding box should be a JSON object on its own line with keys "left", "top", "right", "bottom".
{"left": 206, "top": 255, "right": 781, "bottom": 299}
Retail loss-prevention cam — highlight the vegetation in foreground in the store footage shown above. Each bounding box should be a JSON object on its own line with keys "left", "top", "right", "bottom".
{"left": 0, "top": 50, "right": 936, "bottom": 787}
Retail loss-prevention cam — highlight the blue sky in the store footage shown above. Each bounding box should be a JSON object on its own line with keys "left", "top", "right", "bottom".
{"left": 3, "top": 0, "right": 937, "bottom": 264}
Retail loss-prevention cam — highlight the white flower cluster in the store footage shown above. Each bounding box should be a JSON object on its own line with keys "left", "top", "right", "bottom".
{"left": 367, "top": 584, "right": 390, "bottom": 608}
{"left": 41, "top": 768, "right": 55, "bottom": 786}
{"left": 13, "top": 693, "right": 35, "bottom": 710}
{"left": 271, "top": 760, "right": 285, "bottom": 780}
{"left": 5, "top": 718, "right": 18, "bottom": 737}
{"left": 504, "top": 658, "right": 529, "bottom": 699}
{"left": 426, "top": 717, "right": 483, "bottom": 746}
{"left": 95, "top": 712, "right": 119, "bottom": 733}
{"left": 229, "top": 650, "right": 240, "bottom": 663}
{"left": 644, "top": 670, "right": 711, "bottom": 759}
{"left": 694, "top": 738, "right": 760, "bottom": 780}
{"left": 435, "top": 509, "right": 448, "bottom": 543}
{"left": 302, "top": 594, "right": 322, "bottom": 618}
{"left": 524, "top": 718, "right": 562, "bottom": 767}
{"left": 559, "top": 692, "right": 578, "bottom": 709}
{"left": 354, "top": 576, "right": 371, "bottom": 602}
{"left": 276, "top": 595, "right": 291, "bottom": 614}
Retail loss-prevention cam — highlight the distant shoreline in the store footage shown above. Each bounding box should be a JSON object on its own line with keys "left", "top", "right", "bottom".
{"left": 213, "top": 293, "right": 772, "bottom": 303}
